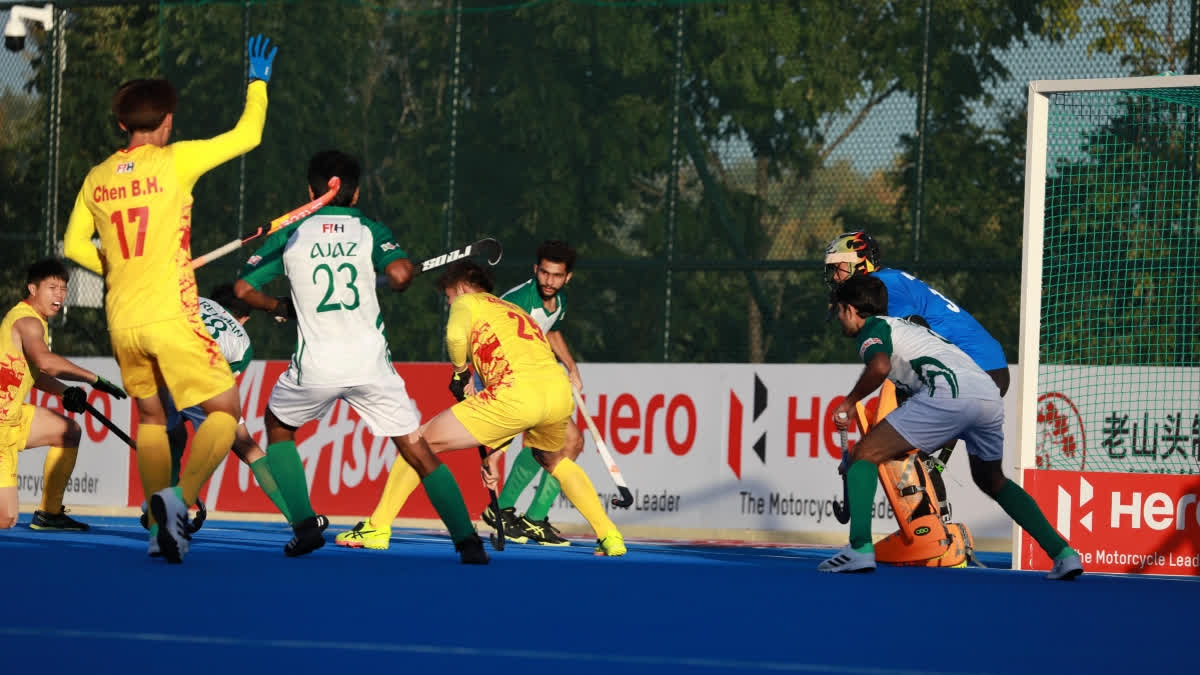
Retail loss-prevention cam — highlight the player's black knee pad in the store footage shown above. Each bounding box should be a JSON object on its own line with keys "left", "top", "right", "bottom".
{"left": 969, "top": 457, "right": 1007, "bottom": 497}
{"left": 986, "top": 368, "right": 1010, "bottom": 397}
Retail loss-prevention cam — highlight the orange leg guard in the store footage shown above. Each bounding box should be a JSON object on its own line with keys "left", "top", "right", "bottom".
{"left": 856, "top": 381, "right": 973, "bottom": 568}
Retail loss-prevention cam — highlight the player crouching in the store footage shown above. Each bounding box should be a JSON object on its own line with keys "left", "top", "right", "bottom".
{"left": 822, "top": 275, "right": 1082, "bottom": 580}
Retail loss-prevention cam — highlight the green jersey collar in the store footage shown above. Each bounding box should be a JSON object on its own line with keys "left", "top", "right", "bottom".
{"left": 315, "top": 205, "right": 361, "bottom": 217}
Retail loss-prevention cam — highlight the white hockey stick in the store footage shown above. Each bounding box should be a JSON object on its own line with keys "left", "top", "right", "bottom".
{"left": 191, "top": 176, "right": 341, "bottom": 269}
{"left": 572, "top": 387, "right": 634, "bottom": 509}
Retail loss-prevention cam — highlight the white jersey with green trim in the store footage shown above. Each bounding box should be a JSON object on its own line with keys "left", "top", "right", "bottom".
{"left": 856, "top": 315, "right": 999, "bottom": 400}
{"left": 240, "top": 206, "right": 408, "bottom": 387}
{"left": 500, "top": 278, "right": 565, "bottom": 334}
{"left": 197, "top": 297, "right": 253, "bottom": 375}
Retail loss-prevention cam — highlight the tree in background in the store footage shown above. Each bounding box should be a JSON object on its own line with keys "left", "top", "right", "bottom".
{"left": 678, "top": 0, "right": 1076, "bottom": 362}
{"left": 9, "top": 0, "right": 1194, "bottom": 365}
{"left": 0, "top": 86, "right": 44, "bottom": 307}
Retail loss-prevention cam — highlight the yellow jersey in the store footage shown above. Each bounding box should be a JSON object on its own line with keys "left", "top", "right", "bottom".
{"left": 63, "top": 81, "right": 268, "bottom": 331}
{"left": 0, "top": 301, "right": 45, "bottom": 428}
{"left": 446, "top": 292, "right": 563, "bottom": 388}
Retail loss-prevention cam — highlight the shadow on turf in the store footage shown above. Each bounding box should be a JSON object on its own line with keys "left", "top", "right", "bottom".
{"left": 1, "top": 522, "right": 293, "bottom": 553}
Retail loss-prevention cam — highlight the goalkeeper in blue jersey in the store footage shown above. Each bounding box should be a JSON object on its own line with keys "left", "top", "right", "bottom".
{"left": 824, "top": 231, "right": 1010, "bottom": 396}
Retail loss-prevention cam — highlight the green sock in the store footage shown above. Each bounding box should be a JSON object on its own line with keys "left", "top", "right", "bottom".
{"left": 497, "top": 446, "right": 541, "bottom": 510}
{"left": 847, "top": 460, "right": 879, "bottom": 551}
{"left": 265, "top": 441, "right": 315, "bottom": 524}
{"left": 250, "top": 456, "right": 292, "bottom": 524}
{"left": 422, "top": 464, "right": 476, "bottom": 544}
{"left": 524, "top": 470, "right": 562, "bottom": 521}
{"left": 1054, "top": 547, "right": 1078, "bottom": 561}
{"left": 994, "top": 479, "right": 1069, "bottom": 559}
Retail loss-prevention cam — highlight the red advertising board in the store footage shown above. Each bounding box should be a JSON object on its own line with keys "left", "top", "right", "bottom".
{"left": 125, "top": 362, "right": 494, "bottom": 520}
{"left": 1021, "top": 468, "right": 1200, "bottom": 575}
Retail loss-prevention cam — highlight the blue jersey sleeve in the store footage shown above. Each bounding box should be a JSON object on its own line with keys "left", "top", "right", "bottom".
{"left": 874, "top": 268, "right": 1007, "bottom": 371}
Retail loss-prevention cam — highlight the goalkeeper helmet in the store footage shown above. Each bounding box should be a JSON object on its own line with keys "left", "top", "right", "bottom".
{"left": 823, "top": 231, "right": 881, "bottom": 288}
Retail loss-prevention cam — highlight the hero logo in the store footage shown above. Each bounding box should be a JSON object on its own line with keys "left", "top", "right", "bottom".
{"left": 1056, "top": 476, "right": 1094, "bottom": 539}
{"left": 727, "top": 374, "right": 768, "bottom": 479}
{"left": 578, "top": 391, "right": 697, "bottom": 457}
{"left": 727, "top": 374, "right": 857, "bottom": 478}
{"left": 1056, "top": 474, "right": 1200, "bottom": 537}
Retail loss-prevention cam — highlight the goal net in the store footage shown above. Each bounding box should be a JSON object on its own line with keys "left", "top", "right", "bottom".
{"left": 1017, "top": 75, "right": 1200, "bottom": 575}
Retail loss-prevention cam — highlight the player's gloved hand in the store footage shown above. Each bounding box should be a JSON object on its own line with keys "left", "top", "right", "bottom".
{"left": 480, "top": 457, "right": 498, "bottom": 492}
{"left": 271, "top": 296, "right": 297, "bottom": 323}
{"left": 92, "top": 376, "right": 127, "bottom": 399}
{"left": 62, "top": 387, "right": 88, "bottom": 414}
{"left": 449, "top": 369, "right": 470, "bottom": 402}
{"left": 247, "top": 34, "right": 278, "bottom": 83}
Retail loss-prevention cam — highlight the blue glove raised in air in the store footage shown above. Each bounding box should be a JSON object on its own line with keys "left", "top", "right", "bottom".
{"left": 247, "top": 34, "right": 278, "bottom": 83}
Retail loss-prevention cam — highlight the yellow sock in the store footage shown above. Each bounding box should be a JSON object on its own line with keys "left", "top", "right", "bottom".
{"left": 177, "top": 411, "right": 236, "bottom": 506}
{"left": 369, "top": 459, "right": 421, "bottom": 528}
{"left": 551, "top": 457, "right": 618, "bottom": 539}
{"left": 39, "top": 445, "right": 78, "bottom": 513}
{"left": 137, "top": 423, "right": 171, "bottom": 503}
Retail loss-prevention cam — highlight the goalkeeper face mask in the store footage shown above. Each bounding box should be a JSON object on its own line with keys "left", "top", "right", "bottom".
{"left": 823, "top": 231, "right": 880, "bottom": 289}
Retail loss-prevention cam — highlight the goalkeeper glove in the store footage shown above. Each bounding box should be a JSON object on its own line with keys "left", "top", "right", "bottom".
{"left": 62, "top": 387, "right": 88, "bottom": 414}
{"left": 448, "top": 369, "right": 470, "bottom": 402}
{"left": 92, "top": 376, "right": 127, "bottom": 399}
{"left": 247, "top": 34, "right": 278, "bottom": 83}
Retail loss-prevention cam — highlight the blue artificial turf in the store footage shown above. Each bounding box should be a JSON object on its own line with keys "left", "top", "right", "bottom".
{"left": 1, "top": 516, "right": 1193, "bottom": 674}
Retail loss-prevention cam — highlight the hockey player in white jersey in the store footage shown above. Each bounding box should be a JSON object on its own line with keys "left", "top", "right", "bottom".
{"left": 142, "top": 285, "right": 293, "bottom": 536}
{"left": 235, "top": 150, "right": 487, "bottom": 563}
{"left": 820, "top": 274, "right": 1082, "bottom": 580}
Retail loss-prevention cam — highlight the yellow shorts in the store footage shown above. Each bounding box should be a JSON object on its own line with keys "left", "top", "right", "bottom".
{"left": 110, "top": 314, "right": 234, "bottom": 409}
{"left": 451, "top": 374, "right": 574, "bottom": 452}
{"left": 0, "top": 404, "right": 36, "bottom": 488}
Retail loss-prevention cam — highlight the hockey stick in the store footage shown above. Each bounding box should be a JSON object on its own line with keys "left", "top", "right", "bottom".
{"left": 452, "top": 379, "right": 504, "bottom": 550}
{"left": 81, "top": 399, "right": 137, "bottom": 450}
{"left": 832, "top": 418, "right": 851, "bottom": 524}
{"left": 413, "top": 237, "right": 503, "bottom": 276}
{"left": 571, "top": 387, "right": 634, "bottom": 509}
{"left": 191, "top": 176, "right": 342, "bottom": 270}
{"left": 477, "top": 444, "right": 505, "bottom": 551}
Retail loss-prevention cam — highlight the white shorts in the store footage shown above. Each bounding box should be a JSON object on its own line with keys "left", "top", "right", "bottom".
{"left": 884, "top": 395, "right": 1004, "bottom": 462}
{"left": 268, "top": 367, "right": 421, "bottom": 437}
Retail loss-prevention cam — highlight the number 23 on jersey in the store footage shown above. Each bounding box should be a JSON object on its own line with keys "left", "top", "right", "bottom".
{"left": 507, "top": 310, "right": 547, "bottom": 343}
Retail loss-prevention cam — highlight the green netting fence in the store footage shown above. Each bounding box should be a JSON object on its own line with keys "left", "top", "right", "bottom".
{"left": 1040, "top": 85, "right": 1200, "bottom": 474}
{"left": 1, "top": 0, "right": 1197, "bottom": 367}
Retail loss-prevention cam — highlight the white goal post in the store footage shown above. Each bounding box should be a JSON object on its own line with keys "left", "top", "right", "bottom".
{"left": 1015, "top": 73, "right": 1200, "bottom": 572}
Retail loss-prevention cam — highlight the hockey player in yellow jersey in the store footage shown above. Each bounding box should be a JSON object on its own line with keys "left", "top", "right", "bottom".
{"left": 336, "top": 259, "right": 626, "bottom": 556}
{"left": 62, "top": 35, "right": 279, "bottom": 563}
{"left": 0, "top": 260, "right": 127, "bottom": 531}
